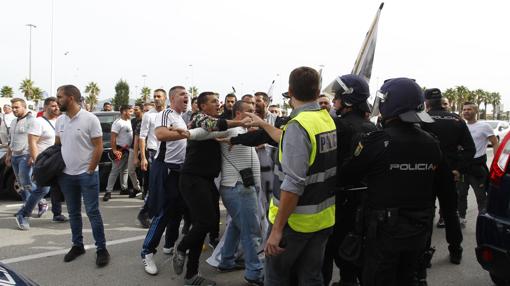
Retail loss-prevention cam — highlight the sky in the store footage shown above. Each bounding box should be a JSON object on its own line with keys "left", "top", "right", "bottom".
{"left": 1, "top": 0, "right": 509, "bottom": 109}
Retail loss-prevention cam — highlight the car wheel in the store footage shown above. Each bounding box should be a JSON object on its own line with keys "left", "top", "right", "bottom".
{"left": 490, "top": 273, "right": 510, "bottom": 286}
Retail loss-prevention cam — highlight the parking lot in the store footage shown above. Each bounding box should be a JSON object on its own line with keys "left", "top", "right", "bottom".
{"left": 0, "top": 150, "right": 496, "bottom": 286}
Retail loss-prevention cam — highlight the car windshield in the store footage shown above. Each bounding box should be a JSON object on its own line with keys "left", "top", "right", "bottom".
{"left": 94, "top": 113, "right": 121, "bottom": 149}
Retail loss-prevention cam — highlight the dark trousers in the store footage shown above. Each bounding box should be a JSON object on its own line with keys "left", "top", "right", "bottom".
{"left": 323, "top": 190, "right": 361, "bottom": 285}
{"left": 141, "top": 161, "right": 185, "bottom": 256}
{"left": 50, "top": 184, "right": 64, "bottom": 216}
{"left": 265, "top": 224, "right": 332, "bottom": 286}
{"left": 177, "top": 173, "right": 220, "bottom": 279}
{"left": 457, "top": 173, "right": 488, "bottom": 218}
{"left": 139, "top": 149, "right": 156, "bottom": 217}
{"left": 362, "top": 211, "right": 431, "bottom": 286}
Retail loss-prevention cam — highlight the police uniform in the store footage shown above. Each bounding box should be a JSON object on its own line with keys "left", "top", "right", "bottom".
{"left": 265, "top": 103, "right": 337, "bottom": 286}
{"left": 415, "top": 88, "right": 476, "bottom": 282}
{"left": 343, "top": 78, "right": 447, "bottom": 286}
{"left": 322, "top": 75, "right": 377, "bottom": 286}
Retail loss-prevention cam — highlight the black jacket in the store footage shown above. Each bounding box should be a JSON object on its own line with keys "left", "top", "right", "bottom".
{"left": 33, "top": 145, "right": 65, "bottom": 187}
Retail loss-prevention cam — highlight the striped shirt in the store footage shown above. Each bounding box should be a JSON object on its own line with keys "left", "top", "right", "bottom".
{"left": 154, "top": 108, "right": 187, "bottom": 164}
{"left": 220, "top": 127, "right": 261, "bottom": 187}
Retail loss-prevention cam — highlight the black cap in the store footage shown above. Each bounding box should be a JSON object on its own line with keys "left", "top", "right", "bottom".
{"left": 424, "top": 88, "right": 442, "bottom": 100}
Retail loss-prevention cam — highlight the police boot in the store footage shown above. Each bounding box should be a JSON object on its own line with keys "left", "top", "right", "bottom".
{"left": 448, "top": 244, "right": 463, "bottom": 265}
{"left": 413, "top": 271, "right": 428, "bottom": 286}
{"left": 423, "top": 247, "right": 436, "bottom": 268}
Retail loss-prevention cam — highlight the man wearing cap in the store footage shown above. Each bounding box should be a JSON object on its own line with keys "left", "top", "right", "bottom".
{"left": 322, "top": 74, "right": 377, "bottom": 286}
{"left": 342, "top": 78, "right": 449, "bottom": 286}
{"left": 413, "top": 88, "right": 476, "bottom": 283}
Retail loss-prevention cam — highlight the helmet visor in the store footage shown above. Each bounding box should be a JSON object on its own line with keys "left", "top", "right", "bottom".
{"left": 370, "top": 90, "right": 387, "bottom": 118}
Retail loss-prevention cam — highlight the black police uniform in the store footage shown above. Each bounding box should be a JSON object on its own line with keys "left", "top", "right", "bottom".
{"left": 343, "top": 120, "right": 447, "bottom": 286}
{"left": 322, "top": 110, "right": 376, "bottom": 286}
{"left": 419, "top": 107, "right": 475, "bottom": 273}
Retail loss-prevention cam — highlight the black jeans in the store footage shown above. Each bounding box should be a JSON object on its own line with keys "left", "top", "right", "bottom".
{"left": 362, "top": 210, "right": 431, "bottom": 286}
{"left": 177, "top": 173, "right": 220, "bottom": 279}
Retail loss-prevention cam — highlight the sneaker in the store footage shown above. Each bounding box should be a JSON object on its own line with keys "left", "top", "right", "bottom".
{"left": 142, "top": 253, "right": 158, "bottom": 275}
{"left": 129, "top": 189, "right": 140, "bottom": 198}
{"left": 172, "top": 250, "right": 186, "bottom": 275}
{"left": 52, "top": 215, "right": 68, "bottom": 222}
{"left": 163, "top": 247, "right": 174, "bottom": 255}
{"left": 64, "top": 245, "right": 85, "bottom": 262}
{"left": 137, "top": 212, "right": 150, "bottom": 228}
{"left": 37, "top": 202, "right": 49, "bottom": 218}
{"left": 436, "top": 217, "right": 445, "bottom": 228}
{"left": 103, "top": 192, "right": 112, "bottom": 202}
{"left": 245, "top": 277, "right": 264, "bottom": 286}
{"left": 119, "top": 189, "right": 129, "bottom": 195}
{"left": 448, "top": 245, "right": 463, "bottom": 265}
{"left": 184, "top": 274, "right": 216, "bottom": 286}
{"left": 15, "top": 214, "right": 30, "bottom": 230}
{"left": 217, "top": 263, "right": 245, "bottom": 273}
{"left": 96, "top": 248, "right": 110, "bottom": 267}
{"left": 459, "top": 217, "right": 467, "bottom": 229}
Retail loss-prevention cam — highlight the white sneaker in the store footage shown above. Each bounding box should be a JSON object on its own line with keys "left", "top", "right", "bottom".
{"left": 163, "top": 247, "right": 174, "bottom": 255}
{"left": 142, "top": 253, "right": 158, "bottom": 275}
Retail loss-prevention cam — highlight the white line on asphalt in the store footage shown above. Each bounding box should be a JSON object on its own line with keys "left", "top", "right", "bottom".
{"left": 4, "top": 204, "right": 23, "bottom": 208}
{"left": 1, "top": 235, "right": 146, "bottom": 264}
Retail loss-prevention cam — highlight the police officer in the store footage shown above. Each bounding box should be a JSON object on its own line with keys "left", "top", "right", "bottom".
{"left": 413, "top": 88, "right": 476, "bottom": 284}
{"left": 343, "top": 78, "right": 447, "bottom": 286}
{"left": 322, "top": 74, "right": 377, "bottom": 286}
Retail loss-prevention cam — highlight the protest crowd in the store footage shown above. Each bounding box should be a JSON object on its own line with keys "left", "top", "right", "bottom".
{"left": 0, "top": 66, "right": 501, "bottom": 286}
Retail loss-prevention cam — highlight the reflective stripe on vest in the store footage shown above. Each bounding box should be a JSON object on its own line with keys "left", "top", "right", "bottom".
{"left": 272, "top": 196, "right": 335, "bottom": 214}
{"left": 270, "top": 108, "right": 336, "bottom": 233}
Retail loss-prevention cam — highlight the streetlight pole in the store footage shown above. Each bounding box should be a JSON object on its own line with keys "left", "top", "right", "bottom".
{"left": 26, "top": 24, "right": 37, "bottom": 80}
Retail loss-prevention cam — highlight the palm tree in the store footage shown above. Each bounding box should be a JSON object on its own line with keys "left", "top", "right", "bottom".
{"left": 19, "top": 79, "right": 35, "bottom": 100}
{"left": 490, "top": 92, "right": 501, "bottom": 119}
{"left": 443, "top": 88, "right": 457, "bottom": 113}
{"left": 140, "top": 86, "right": 151, "bottom": 103}
{"left": 454, "top": 86, "right": 471, "bottom": 114}
{"left": 188, "top": 86, "right": 198, "bottom": 98}
{"left": 473, "top": 89, "right": 487, "bottom": 119}
{"left": 0, "top": 86, "right": 14, "bottom": 98}
{"left": 85, "top": 82, "right": 100, "bottom": 111}
{"left": 32, "top": 87, "right": 43, "bottom": 105}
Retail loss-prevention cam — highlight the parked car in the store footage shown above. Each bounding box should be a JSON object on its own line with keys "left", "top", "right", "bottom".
{"left": 476, "top": 131, "right": 510, "bottom": 285}
{"left": 0, "top": 262, "right": 39, "bottom": 285}
{"left": 481, "top": 120, "right": 510, "bottom": 142}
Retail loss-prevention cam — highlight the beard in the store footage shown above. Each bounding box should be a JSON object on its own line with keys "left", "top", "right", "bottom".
{"left": 59, "top": 105, "right": 67, "bottom": 112}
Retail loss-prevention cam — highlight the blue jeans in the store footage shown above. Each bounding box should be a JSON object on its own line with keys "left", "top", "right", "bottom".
{"left": 18, "top": 184, "right": 50, "bottom": 218}
{"left": 219, "top": 182, "right": 263, "bottom": 281}
{"left": 11, "top": 154, "right": 35, "bottom": 202}
{"left": 58, "top": 172, "right": 106, "bottom": 250}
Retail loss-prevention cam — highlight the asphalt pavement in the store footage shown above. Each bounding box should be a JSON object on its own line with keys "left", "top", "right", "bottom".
{"left": 0, "top": 150, "right": 496, "bottom": 286}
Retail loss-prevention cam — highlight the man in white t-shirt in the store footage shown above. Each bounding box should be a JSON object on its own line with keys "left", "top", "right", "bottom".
{"left": 458, "top": 102, "right": 499, "bottom": 226}
{"left": 55, "top": 85, "right": 109, "bottom": 267}
{"left": 103, "top": 105, "right": 141, "bottom": 201}
{"left": 15, "top": 97, "right": 67, "bottom": 230}
{"left": 0, "top": 104, "right": 16, "bottom": 145}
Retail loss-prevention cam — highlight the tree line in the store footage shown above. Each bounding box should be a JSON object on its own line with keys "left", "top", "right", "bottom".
{"left": 0, "top": 80, "right": 505, "bottom": 120}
